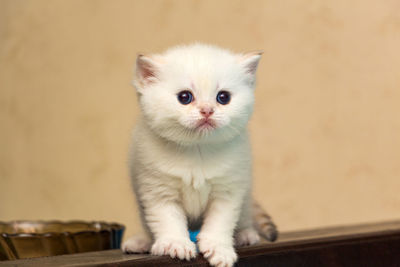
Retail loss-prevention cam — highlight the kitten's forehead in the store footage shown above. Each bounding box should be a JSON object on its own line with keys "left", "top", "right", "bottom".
{"left": 190, "top": 76, "right": 218, "bottom": 100}
{"left": 160, "top": 45, "right": 241, "bottom": 93}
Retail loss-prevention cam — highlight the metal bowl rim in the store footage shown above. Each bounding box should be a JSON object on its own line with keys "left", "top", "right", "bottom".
{"left": 0, "top": 220, "right": 125, "bottom": 238}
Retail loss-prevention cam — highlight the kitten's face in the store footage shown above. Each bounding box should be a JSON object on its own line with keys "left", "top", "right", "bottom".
{"left": 134, "top": 44, "right": 261, "bottom": 145}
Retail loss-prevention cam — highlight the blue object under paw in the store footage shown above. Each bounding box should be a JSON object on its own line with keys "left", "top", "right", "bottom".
{"left": 189, "top": 230, "right": 200, "bottom": 243}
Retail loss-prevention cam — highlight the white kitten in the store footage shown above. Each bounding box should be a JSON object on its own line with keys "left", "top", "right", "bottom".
{"left": 122, "top": 44, "right": 277, "bottom": 267}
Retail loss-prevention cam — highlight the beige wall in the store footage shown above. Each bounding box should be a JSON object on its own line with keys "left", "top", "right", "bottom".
{"left": 1, "top": 0, "right": 399, "bottom": 239}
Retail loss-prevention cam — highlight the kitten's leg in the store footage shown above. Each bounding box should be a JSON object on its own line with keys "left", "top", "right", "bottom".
{"left": 197, "top": 182, "right": 246, "bottom": 267}
{"left": 147, "top": 203, "right": 196, "bottom": 260}
{"left": 234, "top": 195, "right": 260, "bottom": 247}
{"left": 138, "top": 178, "right": 196, "bottom": 261}
{"left": 122, "top": 232, "right": 152, "bottom": 253}
{"left": 123, "top": 193, "right": 153, "bottom": 254}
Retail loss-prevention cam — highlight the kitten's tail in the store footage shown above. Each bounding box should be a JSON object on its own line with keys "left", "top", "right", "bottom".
{"left": 252, "top": 201, "right": 278, "bottom": 242}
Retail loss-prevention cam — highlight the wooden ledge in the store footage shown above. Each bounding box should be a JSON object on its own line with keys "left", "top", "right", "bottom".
{"left": 3, "top": 220, "right": 400, "bottom": 266}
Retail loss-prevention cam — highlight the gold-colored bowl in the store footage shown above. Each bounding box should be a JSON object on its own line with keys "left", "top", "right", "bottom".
{"left": 0, "top": 220, "right": 125, "bottom": 261}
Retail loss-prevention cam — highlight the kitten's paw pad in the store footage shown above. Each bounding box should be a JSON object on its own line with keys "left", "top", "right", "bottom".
{"left": 151, "top": 237, "right": 197, "bottom": 261}
{"left": 122, "top": 234, "right": 151, "bottom": 254}
{"left": 198, "top": 237, "right": 237, "bottom": 267}
{"left": 235, "top": 228, "right": 260, "bottom": 247}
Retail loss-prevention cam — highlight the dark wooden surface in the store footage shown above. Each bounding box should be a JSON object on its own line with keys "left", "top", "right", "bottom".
{"left": 2, "top": 220, "right": 400, "bottom": 267}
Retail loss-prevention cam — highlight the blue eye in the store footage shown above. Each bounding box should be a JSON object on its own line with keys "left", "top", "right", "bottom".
{"left": 216, "top": 91, "right": 231, "bottom": 105}
{"left": 177, "top": 90, "right": 193, "bottom": 105}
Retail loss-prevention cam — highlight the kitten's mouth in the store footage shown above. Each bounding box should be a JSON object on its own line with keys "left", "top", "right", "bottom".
{"left": 195, "top": 118, "right": 216, "bottom": 131}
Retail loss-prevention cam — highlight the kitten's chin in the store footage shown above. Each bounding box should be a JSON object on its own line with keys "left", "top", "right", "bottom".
{"left": 194, "top": 118, "right": 217, "bottom": 132}
{"left": 145, "top": 117, "right": 245, "bottom": 146}
{"left": 145, "top": 117, "right": 246, "bottom": 146}
{"left": 158, "top": 125, "right": 242, "bottom": 146}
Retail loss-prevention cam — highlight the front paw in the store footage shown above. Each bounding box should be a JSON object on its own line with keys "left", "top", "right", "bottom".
{"left": 151, "top": 237, "right": 197, "bottom": 261}
{"left": 198, "top": 235, "right": 237, "bottom": 267}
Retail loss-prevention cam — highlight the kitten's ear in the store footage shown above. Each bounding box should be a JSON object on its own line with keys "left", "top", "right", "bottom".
{"left": 135, "top": 54, "right": 160, "bottom": 88}
{"left": 240, "top": 51, "right": 263, "bottom": 75}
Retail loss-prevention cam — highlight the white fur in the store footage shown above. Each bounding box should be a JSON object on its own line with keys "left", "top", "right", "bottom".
{"left": 123, "top": 44, "right": 262, "bottom": 267}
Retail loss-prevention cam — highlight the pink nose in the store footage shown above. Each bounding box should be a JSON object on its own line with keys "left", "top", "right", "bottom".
{"left": 200, "top": 107, "right": 214, "bottom": 118}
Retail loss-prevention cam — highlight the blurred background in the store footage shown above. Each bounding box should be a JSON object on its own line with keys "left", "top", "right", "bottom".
{"left": 1, "top": 0, "right": 399, "bottom": 239}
